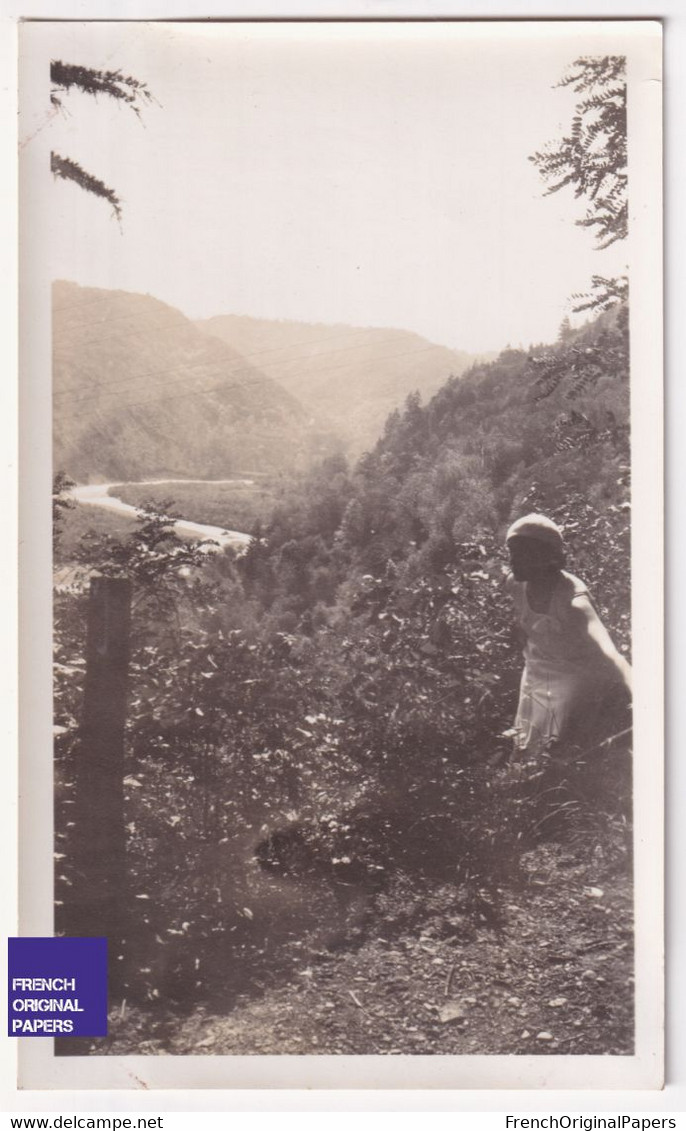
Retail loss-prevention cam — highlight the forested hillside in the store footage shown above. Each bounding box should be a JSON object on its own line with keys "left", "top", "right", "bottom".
{"left": 54, "top": 301, "right": 633, "bottom": 1056}
{"left": 53, "top": 281, "right": 338, "bottom": 481}
{"left": 198, "top": 314, "right": 483, "bottom": 455}
{"left": 238, "top": 303, "right": 630, "bottom": 641}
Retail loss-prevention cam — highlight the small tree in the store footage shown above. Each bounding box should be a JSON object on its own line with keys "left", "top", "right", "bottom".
{"left": 52, "top": 470, "right": 75, "bottom": 552}
{"left": 75, "top": 501, "right": 214, "bottom": 610}
{"left": 557, "top": 316, "right": 574, "bottom": 343}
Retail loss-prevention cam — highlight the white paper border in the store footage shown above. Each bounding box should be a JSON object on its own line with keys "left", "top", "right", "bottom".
{"left": 2, "top": 0, "right": 680, "bottom": 1113}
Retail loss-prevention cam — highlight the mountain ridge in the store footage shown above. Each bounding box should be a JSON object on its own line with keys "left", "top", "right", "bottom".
{"left": 53, "top": 281, "right": 336, "bottom": 482}
{"left": 197, "top": 313, "right": 486, "bottom": 455}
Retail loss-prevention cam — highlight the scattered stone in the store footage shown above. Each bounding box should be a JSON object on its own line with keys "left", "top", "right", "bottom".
{"left": 548, "top": 997, "right": 568, "bottom": 1007}
{"left": 439, "top": 1002, "right": 465, "bottom": 1024}
{"left": 536, "top": 1031, "right": 554, "bottom": 1041}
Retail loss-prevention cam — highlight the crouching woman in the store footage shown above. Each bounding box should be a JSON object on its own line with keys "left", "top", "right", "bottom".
{"left": 505, "top": 513, "right": 632, "bottom": 758}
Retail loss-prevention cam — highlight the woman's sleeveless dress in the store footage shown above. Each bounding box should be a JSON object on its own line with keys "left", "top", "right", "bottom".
{"left": 506, "top": 571, "right": 614, "bottom": 756}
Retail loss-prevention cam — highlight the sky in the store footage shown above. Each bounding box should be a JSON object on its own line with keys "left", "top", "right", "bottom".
{"left": 18, "top": 20, "right": 651, "bottom": 354}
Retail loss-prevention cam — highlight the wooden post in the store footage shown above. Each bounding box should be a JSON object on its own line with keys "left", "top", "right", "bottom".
{"left": 66, "top": 575, "right": 132, "bottom": 983}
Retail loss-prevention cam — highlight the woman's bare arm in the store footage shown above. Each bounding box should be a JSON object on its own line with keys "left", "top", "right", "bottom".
{"left": 568, "top": 596, "right": 632, "bottom": 694}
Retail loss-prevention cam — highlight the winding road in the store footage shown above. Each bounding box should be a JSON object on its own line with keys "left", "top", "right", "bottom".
{"left": 67, "top": 480, "right": 253, "bottom": 551}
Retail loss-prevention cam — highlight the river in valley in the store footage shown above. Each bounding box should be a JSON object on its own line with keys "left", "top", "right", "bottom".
{"left": 67, "top": 480, "right": 253, "bottom": 551}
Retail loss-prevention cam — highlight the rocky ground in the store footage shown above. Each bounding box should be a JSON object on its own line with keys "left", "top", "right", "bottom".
{"left": 91, "top": 834, "right": 633, "bottom": 1058}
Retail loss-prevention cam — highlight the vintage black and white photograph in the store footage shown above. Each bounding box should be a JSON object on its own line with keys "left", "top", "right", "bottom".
{"left": 18, "top": 18, "right": 662, "bottom": 1088}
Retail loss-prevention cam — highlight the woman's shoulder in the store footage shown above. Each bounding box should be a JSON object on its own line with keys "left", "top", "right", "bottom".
{"left": 555, "top": 570, "right": 590, "bottom": 606}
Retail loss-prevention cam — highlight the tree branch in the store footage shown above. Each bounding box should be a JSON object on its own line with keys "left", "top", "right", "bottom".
{"left": 51, "top": 151, "right": 122, "bottom": 222}
{"left": 50, "top": 60, "right": 153, "bottom": 117}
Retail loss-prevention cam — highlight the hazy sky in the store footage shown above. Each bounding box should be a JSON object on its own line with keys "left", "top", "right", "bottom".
{"left": 20, "top": 20, "right": 646, "bottom": 353}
